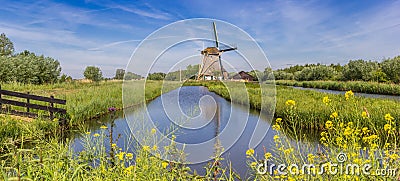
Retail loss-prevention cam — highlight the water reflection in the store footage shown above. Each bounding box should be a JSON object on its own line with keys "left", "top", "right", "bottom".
{"left": 71, "top": 86, "right": 317, "bottom": 178}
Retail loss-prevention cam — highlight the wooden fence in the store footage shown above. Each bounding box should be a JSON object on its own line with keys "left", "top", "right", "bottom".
{"left": 0, "top": 85, "right": 67, "bottom": 120}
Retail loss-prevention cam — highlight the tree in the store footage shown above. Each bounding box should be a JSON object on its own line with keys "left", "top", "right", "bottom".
{"left": 84, "top": 66, "right": 102, "bottom": 82}
{"left": 342, "top": 60, "right": 379, "bottom": 81}
{"left": 114, "top": 69, "right": 125, "bottom": 80}
{"left": 263, "top": 68, "right": 274, "bottom": 81}
{"left": 0, "top": 51, "right": 61, "bottom": 84}
{"left": 295, "top": 65, "right": 337, "bottom": 81}
{"left": 147, "top": 72, "right": 166, "bottom": 80}
{"left": 381, "top": 56, "right": 400, "bottom": 83}
{"left": 0, "top": 33, "right": 14, "bottom": 56}
{"left": 124, "top": 72, "right": 142, "bottom": 80}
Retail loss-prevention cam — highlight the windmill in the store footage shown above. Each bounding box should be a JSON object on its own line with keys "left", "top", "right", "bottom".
{"left": 197, "top": 22, "right": 237, "bottom": 80}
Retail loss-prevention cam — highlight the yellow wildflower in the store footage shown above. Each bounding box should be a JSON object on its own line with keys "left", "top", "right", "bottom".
{"left": 347, "top": 122, "right": 353, "bottom": 127}
{"left": 361, "top": 111, "right": 368, "bottom": 119}
{"left": 284, "top": 148, "right": 294, "bottom": 155}
{"left": 323, "top": 96, "right": 330, "bottom": 105}
{"left": 124, "top": 165, "right": 134, "bottom": 175}
{"left": 344, "top": 127, "right": 353, "bottom": 136}
{"left": 126, "top": 153, "right": 133, "bottom": 160}
{"left": 285, "top": 100, "right": 296, "bottom": 106}
{"left": 330, "top": 112, "right": 338, "bottom": 119}
{"left": 264, "top": 152, "right": 272, "bottom": 159}
{"left": 362, "top": 127, "right": 369, "bottom": 134}
{"left": 246, "top": 148, "right": 255, "bottom": 156}
{"left": 384, "top": 124, "right": 391, "bottom": 132}
{"left": 389, "top": 154, "right": 399, "bottom": 161}
{"left": 116, "top": 152, "right": 125, "bottom": 161}
{"left": 308, "top": 154, "right": 315, "bottom": 162}
{"left": 111, "top": 143, "right": 117, "bottom": 148}
{"left": 85, "top": 132, "right": 91, "bottom": 135}
{"left": 162, "top": 162, "right": 169, "bottom": 168}
{"left": 325, "top": 121, "right": 333, "bottom": 129}
{"left": 251, "top": 162, "right": 257, "bottom": 167}
{"left": 93, "top": 133, "right": 100, "bottom": 137}
{"left": 151, "top": 128, "right": 156, "bottom": 135}
{"left": 345, "top": 90, "right": 354, "bottom": 100}
{"left": 272, "top": 124, "right": 281, "bottom": 131}
{"left": 143, "top": 146, "right": 150, "bottom": 152}
{"left": 385, "top": 113, "right": 394, "bottom": 122}
{"left": 100, "top": 125, "right": 107, "bottom": 129}
{"left": 152, "top": 145, "right": 158, "bottom": 151}
{"left": 275, "top": 118, "right": 282, "bottom": 124}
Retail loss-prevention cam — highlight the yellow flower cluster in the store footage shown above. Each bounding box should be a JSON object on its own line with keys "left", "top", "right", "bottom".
{"left": 264, "top": 152, "right": 272, "bottom": 159}
{"left": 383, "top": 113, "right": 396, "bottom": 134}
{"left": 361, "top": 111, "right": 368, "bottom": 119}
{"left": 116, "top": 152, "right": 125, "bottom": 161}
{"left": 285, "top": 100, "right": 296, "bottom": 106}
{"left": 272, "top": 124, "right": 281, "bottom": 131}
{"left": 162, "top": 162, "right": 169, "bottom": 169}
{"left": 322, "top": 96, "right": 331, "bottom": 105}
{"left": 384, "top": 113, "right": 394, "bottom": 122}
{"left": 330, "top": 112, "right": 338, "bottom": 119}
{"left": 124, "top": 165, "right": 134, "bottom": 175}
{"left": 143, "top": 145, "right": 150, "bottom": 152}
{"left": 246, "top": 148, "right": 255, "bottom": 156}
{"left": 325, "top": 121, "right": 333, "bottom": 129}
{"left": 345, "top": 90, "right": 354, "bottom": 100}
{"left": 126, "top": 153, "right": 133, "bottom": 160}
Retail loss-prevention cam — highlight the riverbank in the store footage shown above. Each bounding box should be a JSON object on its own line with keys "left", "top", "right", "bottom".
{"left": 276, "top": 80, "right": 400, "bottom": 95}
{"left": 0, "top": 80, "right": 180, "bottom": 150}
{"left": 184, "top": 81, "right": 400, "bottom": 133}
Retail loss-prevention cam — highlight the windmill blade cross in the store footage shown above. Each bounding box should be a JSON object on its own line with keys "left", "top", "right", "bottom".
{"left": 213, "top": 22, "right": 219, "bottom": 48}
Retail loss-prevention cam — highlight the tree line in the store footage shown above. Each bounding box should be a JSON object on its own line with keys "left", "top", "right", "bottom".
{"left": 271, "top": 57, "right": 400, "bottom": 83}
{"left": 2, "top": 32, "right": 398, "bottom": 84}
{"left": 0, "top": 33, "right": 144, "bottom": 84}
{"left": 0, "top": 33, "right": 63, "bottom": 84}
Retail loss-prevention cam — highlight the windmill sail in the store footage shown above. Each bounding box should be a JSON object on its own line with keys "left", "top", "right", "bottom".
{"left": 197, "top": 22, "right": 236, "bottom": 80}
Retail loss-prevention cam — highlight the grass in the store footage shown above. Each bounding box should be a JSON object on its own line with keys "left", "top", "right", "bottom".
{"left": 185, "top": 81, "right": 400, "bottom": 136}
{"left": 247, "top": 92, "right": 400, "bottom": 180}
{"left": 276, "top": 80, "right": 400, "bottom": 95}
{"left": 1, "top": 80, "right": 399, "bottom": 180}
{"left": 0, "top": 80, "right": 180, "bottom": 152}
{"left": 0, "top": 115, "right": 238, "bottom": 180}
{"left": 1, "top": 80, "right": 180, "bottom": 125}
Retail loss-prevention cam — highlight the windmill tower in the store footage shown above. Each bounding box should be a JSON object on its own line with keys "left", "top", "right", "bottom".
{"left": 197, "top": 22, "right": 237, "bottom": 80}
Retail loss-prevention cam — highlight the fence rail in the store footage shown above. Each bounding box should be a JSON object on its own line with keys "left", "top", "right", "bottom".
{"left": 0, "top": 85, "right": 67, "bottom": 120}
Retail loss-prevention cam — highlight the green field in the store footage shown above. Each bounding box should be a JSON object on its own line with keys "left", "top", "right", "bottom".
{"left": 276, "top": 80, "right": 400, "bottom": 95}
{"left": 1, "top": 80, "right": 399, "bottom": 180}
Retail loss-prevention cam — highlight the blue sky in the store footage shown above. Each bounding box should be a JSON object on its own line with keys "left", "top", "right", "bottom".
{"left": 0, "top": 0, "right": 399, "bottom": 78}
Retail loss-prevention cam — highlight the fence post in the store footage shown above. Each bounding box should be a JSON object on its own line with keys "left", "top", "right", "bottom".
{"left": 27, "top": 92, "right": 30, "bottom": 113}
{"left": 50, "top": 95, "right": 54, "bottom": 120}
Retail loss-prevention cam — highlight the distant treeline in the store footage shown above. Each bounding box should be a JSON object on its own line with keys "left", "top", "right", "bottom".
{"left": 147, "top": 56, "right": 400, "bottom": 84}
{"left": 272, "top": 56, "right": 400, "bottom": 83}
{"left": 0, "top": 33, "right": 145, "bottom": 84}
